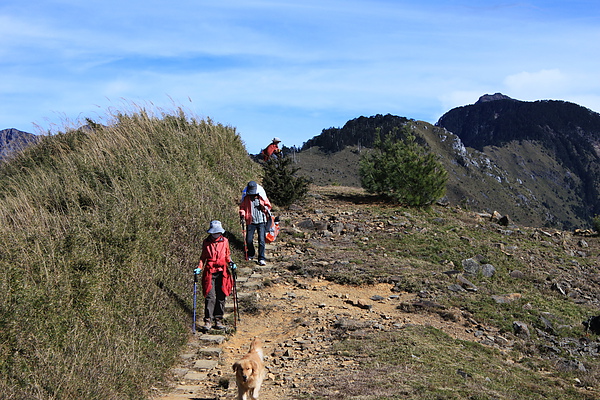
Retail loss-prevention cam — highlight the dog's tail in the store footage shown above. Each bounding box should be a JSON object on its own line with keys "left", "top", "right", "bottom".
{"left": 249, "top": 337, "right": 264, "bottom": 361}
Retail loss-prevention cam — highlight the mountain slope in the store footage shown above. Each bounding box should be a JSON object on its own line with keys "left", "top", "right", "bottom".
{"left": 0, "top": 128, "right": 39, "bottom": 160}
{"left": 437, "top": 94, "right": 600, "bottom": 225}
{"left": 156, "top": 185, "right": 600, "bottom": 400}
{"left": 0, "top": 110, "right": 261, "bottom": 399}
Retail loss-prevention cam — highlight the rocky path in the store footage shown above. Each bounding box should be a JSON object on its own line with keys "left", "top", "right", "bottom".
{"left": 151, "top": 187, "right": 510, "bottom": 400}
{"left": 152, "top": 258, "right": 437, "bottom": 400}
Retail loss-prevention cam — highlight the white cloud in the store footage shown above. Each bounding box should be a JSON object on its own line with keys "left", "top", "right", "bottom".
{"left": 503, "top": 69, "right": 570, "bottom": 99}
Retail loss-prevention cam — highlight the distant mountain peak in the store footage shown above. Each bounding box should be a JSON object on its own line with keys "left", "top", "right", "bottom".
{"left": 0, "top": 128, "right": 39, "bottom": 160}
{"left": 476, "top": 93, "right": 514, "bottom": 103}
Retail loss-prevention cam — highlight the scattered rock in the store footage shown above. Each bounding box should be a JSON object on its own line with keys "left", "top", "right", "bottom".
{"left": 583, "top": 315, "right": 600, "bottom": 334}
{"left": 457, "top": 369, "right": 472, "bottom": 378}
{"left": 334, "top": 318, "right": 371, "bottom": 331}
{"left": 498, "top": 215, "right": 510, "bottom": 226}
{"left": 314, "top": 220, "right": 328, "bottom": 231}
{"left": 490, "top": 211, "right": 503, "bottom": 223}
{"left": 182, "top": 371, "right": 209, "bottom": 381}
{"left": 556, "top": 359, "right": 586, "bottom": 372}
{"left": 448, "top": 284, "right": 466, "bottom": 292}
{"left": 297, "top": 219, "right": 315, "bottom": 230}
{"left": 491, "top": 293, "right": 522, "bottom": 304}
{"left": 539, "top": 315, "right": 555, "bottom": 334}
{"left": 330, "top": 222, "right": 345, "bottom": 234}
{"left": 509, "top": 270, "right": 525, "bottom": 279}
{"left": 513, "top": 321, "right": 530, "bottom": 338}
{"left": 457, "top": 274, "right": 478, "bottom": 292}
{"left": 481, "top": 264, "right": 496, "bottom": 278}
{"left": 193, "top": 359, "right": 218, "bottom": 370}
{"left": 462, "top": 258, "right": 481, "bottom": 275}
{"left": 398, "top": 300, "right": 445, "bottom": 313}
{"left": 345, "top": 299, "right": 373, "bottom": 310}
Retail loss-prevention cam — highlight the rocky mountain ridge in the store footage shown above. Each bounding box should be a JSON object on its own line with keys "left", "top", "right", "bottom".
{"left": 293, "top": 94, "right": 600, "bottom": 230}
{"left": 437, "top": 93, "right": 600, "bottom": 225}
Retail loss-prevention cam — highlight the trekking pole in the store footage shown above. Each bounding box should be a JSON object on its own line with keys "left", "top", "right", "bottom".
{"left": 229, "top": 262, "right": 240, "bottom": 328}
{"left": 192, "top": 266, "right": 201, "bottom": 333}
{"left": 241, "top": 218, "right": 248, "bottom": 261}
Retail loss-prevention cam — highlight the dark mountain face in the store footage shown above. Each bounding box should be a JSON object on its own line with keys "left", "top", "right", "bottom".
{"left": 0, "top": 128, "right": 39, "bottom": 160}
{"left": 436, "top": 94, "right": 600, "bottom": 224}
{"left": 437, "top": 95, "right": 600, "bottom": 152}
{"left": 300, "top": 114, "right": 409, "bottom": 153}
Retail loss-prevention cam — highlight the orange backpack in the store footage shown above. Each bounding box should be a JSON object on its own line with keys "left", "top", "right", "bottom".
{"left": 266, "top": 215, "right": 280, "bottom": 243}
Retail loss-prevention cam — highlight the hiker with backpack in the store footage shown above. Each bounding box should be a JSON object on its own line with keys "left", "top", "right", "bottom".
{"left": 196, "top": 220, "right": 236, "bottom": 331}
{"left": 239, "top": 181, "right": 272, "bottom": 265}
{"left": 261, "top": 137, "right": 282, "bottom": 161}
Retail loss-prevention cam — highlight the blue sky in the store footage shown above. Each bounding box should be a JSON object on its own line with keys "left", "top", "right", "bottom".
{"left": 1, "top": 1, "right": 599, "bottom": 154}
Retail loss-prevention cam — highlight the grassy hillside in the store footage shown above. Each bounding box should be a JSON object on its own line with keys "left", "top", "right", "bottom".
{"left": 0, "top": 108, "right": 261, "bottom": 399}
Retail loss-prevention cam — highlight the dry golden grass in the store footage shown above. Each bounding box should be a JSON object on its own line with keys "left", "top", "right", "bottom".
{"left": 0, "top": 105, "right": 261, "bottom": 399}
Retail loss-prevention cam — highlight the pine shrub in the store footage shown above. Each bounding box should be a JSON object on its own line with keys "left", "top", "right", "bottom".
{"left": 261, "top": 156, "right": 310, "bottom": 208}
{"left": 593, "top": 215, "right": 600, "bottom": 234}
{"left": 359, "top": 126, "right": 448, "bottom": 206}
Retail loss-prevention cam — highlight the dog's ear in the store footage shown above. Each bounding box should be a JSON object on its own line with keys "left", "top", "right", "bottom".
{"left": 232, "top": 362, "right": 239, "bottom": 372}
{"left": 250, "top": 360, "right": 259, "bottom": 372}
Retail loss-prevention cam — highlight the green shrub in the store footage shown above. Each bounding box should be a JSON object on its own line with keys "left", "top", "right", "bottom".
{"left": 593, "top": 215, "right": 600, "bottom": 233}
{"left": 359, "top": 126, "right": 448, "bottom": 206}
{"left": 261, "top": 155, "right": 310, "bottom": 208}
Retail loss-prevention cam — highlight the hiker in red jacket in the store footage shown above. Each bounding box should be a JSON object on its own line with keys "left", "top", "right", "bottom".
{"left": 239, "top": 181, "right": 272, "bottom": 265}
{"left": 198, "top": 220, "right": 234, "bottom": 331}
{"left": 262, "top": 137, "right": 282, "bottom": 161}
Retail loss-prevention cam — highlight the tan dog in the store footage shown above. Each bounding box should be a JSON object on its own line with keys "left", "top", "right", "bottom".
{"left": 232, "top": 337, "right": 265, "bottom": 400}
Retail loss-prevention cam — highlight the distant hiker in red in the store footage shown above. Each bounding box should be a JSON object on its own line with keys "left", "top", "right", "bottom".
{"left": 197, "top": 220, "right": 234, "bottom": 331}
{"left": 262, "top": 137, "right": 282, "bottom": 161}
{"left": 239, "top": 181, "right": 272, "bottom": 265}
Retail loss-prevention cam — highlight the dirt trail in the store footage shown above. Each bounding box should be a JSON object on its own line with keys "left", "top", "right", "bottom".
{"left": 153, "top": 274, "right": 472, "bottom": 400}
{"left": 152, "top": 186, "right": 483, "bottom": 400}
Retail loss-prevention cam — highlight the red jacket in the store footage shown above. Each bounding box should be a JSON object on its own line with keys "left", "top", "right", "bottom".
{"left": 239, "top": 195, "right": 271, "bottom": 226}
{"left": 262, "top": 143, "right": 280, "bottom": 161}
{"left": 198, "top": 234, "right": 233, "bottom": 297}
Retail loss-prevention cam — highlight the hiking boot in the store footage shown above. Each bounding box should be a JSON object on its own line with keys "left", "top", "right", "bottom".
{"left": 214, "top": 320, "right": 226, "bottom": 330}
{"left": 258, "top": 259, "right": 266, "bottom": 266}
{"left": 203, "top": 322, "right": 212, "bottom": 332}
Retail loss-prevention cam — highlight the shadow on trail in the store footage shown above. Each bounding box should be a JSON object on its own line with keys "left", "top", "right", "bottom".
{"left": 322, "top": 191, "right": 385, "bottom": 205}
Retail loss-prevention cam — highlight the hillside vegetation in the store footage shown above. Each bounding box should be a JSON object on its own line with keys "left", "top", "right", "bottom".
{"left": 0, "top": 108, "right": 260, "bottom": 399}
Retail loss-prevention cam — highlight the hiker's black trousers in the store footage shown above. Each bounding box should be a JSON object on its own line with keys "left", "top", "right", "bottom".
{"left": 204, "top": 271, "right": 226, "bottom": 322}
